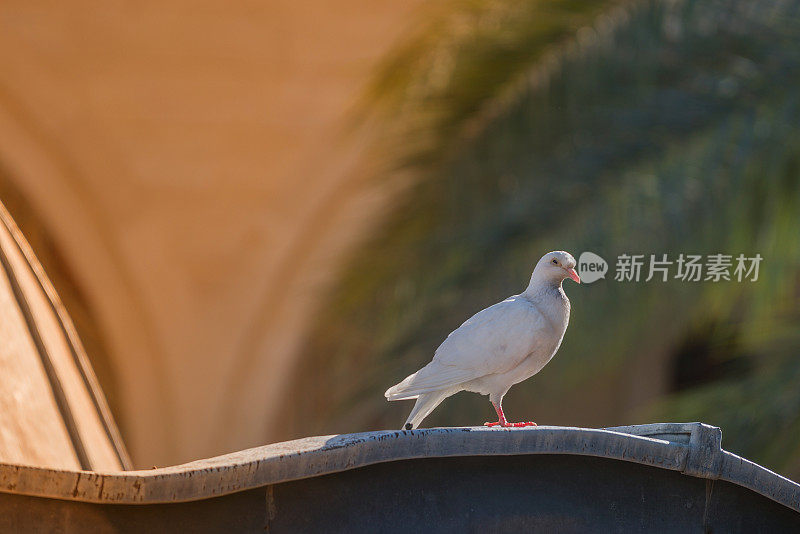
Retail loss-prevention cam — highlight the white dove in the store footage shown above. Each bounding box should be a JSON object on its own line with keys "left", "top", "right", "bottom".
{"left": 385, "top": 250, "right": 580, "bottom": 430}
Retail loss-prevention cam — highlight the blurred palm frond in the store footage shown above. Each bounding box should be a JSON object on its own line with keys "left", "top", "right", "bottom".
{"left": 291, "top": 0, "right": 800, "bottom": 477}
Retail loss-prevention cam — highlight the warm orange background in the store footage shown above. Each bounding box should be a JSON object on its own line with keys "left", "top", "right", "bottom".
{"left": 0, "top": 0, "right": 422, "bottom": 466}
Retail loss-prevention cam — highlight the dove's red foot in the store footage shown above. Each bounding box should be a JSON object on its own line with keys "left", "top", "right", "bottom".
{"left": 484, "top": 421, "right": 537, "bottom": 427}
{"left": 484, "top": 403, "right": 537, "bottom": 427}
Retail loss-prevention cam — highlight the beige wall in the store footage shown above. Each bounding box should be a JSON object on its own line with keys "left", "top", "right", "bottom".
{"left": 0, "top": 1, "right": 421, "bottom": 466}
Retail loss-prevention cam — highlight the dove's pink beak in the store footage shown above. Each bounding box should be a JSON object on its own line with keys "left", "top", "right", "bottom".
{"left": 566, "top": 267, "right": 581, "bottom": 284}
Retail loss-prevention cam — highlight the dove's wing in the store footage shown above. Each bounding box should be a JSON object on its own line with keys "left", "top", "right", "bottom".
{"left": 385, "top": 296, "right": 551, "bottom": 399}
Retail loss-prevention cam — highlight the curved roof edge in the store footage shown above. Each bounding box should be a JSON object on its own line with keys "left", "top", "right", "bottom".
{"left": 0, "top": 423, "right": 797, "bottom": 512}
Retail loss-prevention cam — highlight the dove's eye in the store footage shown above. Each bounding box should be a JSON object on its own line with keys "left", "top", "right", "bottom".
{"left": 552, "top": 259, "right": 558, "bottom": 265}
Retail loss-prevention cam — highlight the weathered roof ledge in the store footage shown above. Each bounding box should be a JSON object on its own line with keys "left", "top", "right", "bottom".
{"left": 0, "top": 423, "right": 797, "bottom": 513}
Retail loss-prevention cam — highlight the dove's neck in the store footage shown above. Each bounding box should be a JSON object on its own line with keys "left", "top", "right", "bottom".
{"left": 522, "top": 270, "right": 565, "bottom": 301}
{"left": 523, "top": 270, "right": 571, "bottom": 334}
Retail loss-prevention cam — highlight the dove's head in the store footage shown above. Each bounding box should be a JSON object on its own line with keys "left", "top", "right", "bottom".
{"left": 532, "top": 250, "right": 580, "bottom": 286}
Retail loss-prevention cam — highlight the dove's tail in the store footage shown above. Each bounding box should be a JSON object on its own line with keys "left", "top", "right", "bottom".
{"left": 385, "top": 362, "right": 472, "bottom": 401}
{"left": 402, "top": 390, "right": 450, "bottom": 430}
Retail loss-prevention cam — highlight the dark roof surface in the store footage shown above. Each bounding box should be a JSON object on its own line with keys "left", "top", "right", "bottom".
{"left": 0, "top": 422, "right": 797, "bottom": 513}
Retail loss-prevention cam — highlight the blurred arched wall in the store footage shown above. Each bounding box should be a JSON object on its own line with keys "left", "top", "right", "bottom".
{"left": 0, "top": 0, "right": 422, "bottom": 467}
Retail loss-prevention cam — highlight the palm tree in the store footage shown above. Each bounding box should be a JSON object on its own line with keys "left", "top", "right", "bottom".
{"left": 287, "top": 0, "right": 800, "bottom": 478}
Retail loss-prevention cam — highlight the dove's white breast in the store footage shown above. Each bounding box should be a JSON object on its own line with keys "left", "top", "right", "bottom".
{"left": 455, "top": 285, "right": 571, "bottom": 397}
{"left": 508, "top": 285, "right": 571, "bottom": 381}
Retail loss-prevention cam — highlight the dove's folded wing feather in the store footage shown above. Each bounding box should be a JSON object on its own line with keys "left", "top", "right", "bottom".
{"left": 385, "top": 297, "right": 549, "bottom": 399}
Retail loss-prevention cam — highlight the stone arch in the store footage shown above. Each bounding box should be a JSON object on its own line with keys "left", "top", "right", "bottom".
{"left": 0, "top": 94, "right": 173, "bottom": 466}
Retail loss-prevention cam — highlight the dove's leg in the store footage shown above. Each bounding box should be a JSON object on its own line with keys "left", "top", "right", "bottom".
{"left": 484, "top": 400, "right": 537, "bottom": 428}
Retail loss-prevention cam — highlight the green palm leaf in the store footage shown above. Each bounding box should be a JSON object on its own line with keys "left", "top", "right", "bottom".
{"left": 291, "top": 0, "right": 800, "bottom": 477}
